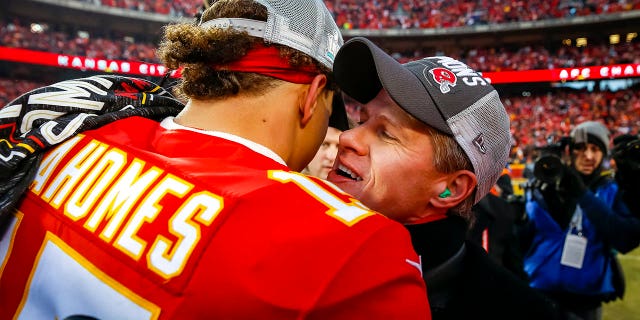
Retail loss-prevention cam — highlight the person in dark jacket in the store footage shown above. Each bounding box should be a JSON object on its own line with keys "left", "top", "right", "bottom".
{"left": 326, "top": 37, "right": 563, "bottom": 320}
{"left": 468, "top": 189, "right": 529, "bottom": 281}
{"left": 521, "top": 121, "right": 640, "bottom": 320}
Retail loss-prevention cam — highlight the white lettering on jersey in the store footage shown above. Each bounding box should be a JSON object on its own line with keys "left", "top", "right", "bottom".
{"left": 88, "top": 159, "right": 162, "bottom": 239}
{"left": 30, "top": 135, "right": 83, "bottom": 195}
{"left": 66, "top": 148, "right": 127, "bottom": 220}
{"left": 148, "top": 191, "right": 223, "bottom": 278}
{"left": 269, "top": 171, "right": 373, "bottom": 226}
{"left": 115, "top": 175, "right": 194, "bottom": 260}
{"left": 29, "top": 136, "right": 225, "bottom": 279}
{"left": 43, "top": 140, "right": 108, "bottom": 208}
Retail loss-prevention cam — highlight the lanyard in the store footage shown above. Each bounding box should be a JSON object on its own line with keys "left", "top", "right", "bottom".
{"left": 569, "top": 206, "right": 584, "bottom": 236}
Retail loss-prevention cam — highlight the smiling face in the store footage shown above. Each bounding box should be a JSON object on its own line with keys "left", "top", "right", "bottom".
{"left": 326, "top": 89, "right": 450, "bottom": 223}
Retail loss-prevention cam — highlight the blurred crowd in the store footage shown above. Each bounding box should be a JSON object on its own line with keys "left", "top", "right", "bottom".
{"left": 395, "top": 42, "right": 640, "bottom": 72}
{"left": 2, "top": 18, "right": 640, "bottom": 72}
{"left": 76, "top": 0, "right": 202, "bottom": 17}
{"left": 1, "top": 74, "right": 638, "bottom": 165}
{"left": 504, "top": 88, "right": 640, "bottom": 162}
{"left": 0, "top": 78, "right": 46, "bottom": 106}
{"left": 0, "top": 19, "right": 157, "bottom": 62}
{"left": 327, "top": 0, "right": 640, "bottom": 29}
{"left": 2, "top": 0, "right": 640, "bottom": 164}
{"left": 75, "top": 0, "right": 640, "bottom": 28}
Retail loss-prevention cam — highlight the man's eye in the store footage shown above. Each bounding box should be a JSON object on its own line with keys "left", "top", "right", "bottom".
{"left": 381, "top": 131, "right": 397, "bottom": 140}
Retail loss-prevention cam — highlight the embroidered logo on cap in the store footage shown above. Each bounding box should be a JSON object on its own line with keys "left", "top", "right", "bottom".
{"left": 429, "top": 67, "right": 457, "bottom": 94}
{"left": 473, "top": 133, "right": 487, "bottom": 154}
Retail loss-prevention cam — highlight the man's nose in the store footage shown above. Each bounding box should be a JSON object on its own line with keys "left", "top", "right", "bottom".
{"left": 338, "top": 127, "right": 368, "bottom": 156}
{"left": 584, "top": 148, "right": 596, "bottom": 159}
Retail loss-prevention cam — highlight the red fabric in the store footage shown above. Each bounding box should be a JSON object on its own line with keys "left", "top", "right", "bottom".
{"left": 0, "top": 116, "right": 430, "bottom": 319}
{"left": 482, "top": 228, "right": 490, "bottom": 252}
{"left": 216, "top": 44, "right": 320, "bottom": 84}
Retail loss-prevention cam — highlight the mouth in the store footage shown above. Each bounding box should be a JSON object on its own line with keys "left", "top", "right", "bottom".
{"left": 336, "top": 164, "right": 363, "bottom": 181}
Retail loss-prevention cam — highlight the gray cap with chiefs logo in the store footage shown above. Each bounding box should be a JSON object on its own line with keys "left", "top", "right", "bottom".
{"left": 333, "top": 37, "right": 511, "bottom": 204}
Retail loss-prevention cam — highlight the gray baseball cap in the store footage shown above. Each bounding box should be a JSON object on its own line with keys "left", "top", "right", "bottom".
{"left": 199, "top": 0, "right": 343, "bottom": 70}
{"left": 333, "top": 37, "right": 511, "bottom": 204}
{"left": 199, "top": 0, "right": 347, "bottom": 130}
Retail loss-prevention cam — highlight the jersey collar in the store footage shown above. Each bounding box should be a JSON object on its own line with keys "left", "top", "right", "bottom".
{"left": 160, "top": 117, "right": 287, "bottom": 167}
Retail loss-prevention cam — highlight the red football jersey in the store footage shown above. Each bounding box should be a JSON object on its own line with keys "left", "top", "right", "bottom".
{"left": 0, "top": 117, "right": 430, "bottom": 319}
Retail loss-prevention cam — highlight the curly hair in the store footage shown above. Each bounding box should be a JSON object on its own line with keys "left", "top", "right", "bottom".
{"left": 157, "top": 0, "right": 335, "bottom": 100}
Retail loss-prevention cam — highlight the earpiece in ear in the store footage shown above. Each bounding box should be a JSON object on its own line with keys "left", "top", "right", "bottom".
{"left": 439, "top": 188, "right": 451, "bottom": 198}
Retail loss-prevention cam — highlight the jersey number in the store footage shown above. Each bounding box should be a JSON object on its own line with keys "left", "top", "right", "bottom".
{"left": 269, "top": 170, "right": 374, "bottom": 226}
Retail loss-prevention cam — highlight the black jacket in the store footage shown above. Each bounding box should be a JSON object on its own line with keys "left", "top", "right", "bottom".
{"left": 406, "top": 216, "right": 563, "bottom": 320}
{"left": 468, "top": 194, "right": 528, "bottom": 280}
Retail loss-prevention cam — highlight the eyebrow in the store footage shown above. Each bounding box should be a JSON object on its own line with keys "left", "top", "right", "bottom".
{"left": 369, "top": 111, "right": 406, "bottom": 136}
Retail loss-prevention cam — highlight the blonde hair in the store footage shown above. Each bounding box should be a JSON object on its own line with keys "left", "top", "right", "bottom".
{"left": 425, "top": 126, "right": 476, "bottom": 220}
{"left": 157, "top": 0, "right": 334, "bottom": 100}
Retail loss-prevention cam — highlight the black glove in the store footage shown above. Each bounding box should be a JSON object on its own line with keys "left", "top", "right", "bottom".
{"left": 558, "top": 165, "right": 587, "bottom": 201}
{"left": 534, "top": 165, "right": 584, "bottom": 229}
{"left": 612, "top": 139, "right": 640, "bottom": 190}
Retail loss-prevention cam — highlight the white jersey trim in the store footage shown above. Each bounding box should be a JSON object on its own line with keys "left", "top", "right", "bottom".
{"left": 160, "top": 117, "right": 287, "bottom": 167}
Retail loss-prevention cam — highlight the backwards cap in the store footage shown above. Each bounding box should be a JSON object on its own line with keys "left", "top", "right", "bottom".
{"left": 333, "top": 37, "right": 511, "bottom": 204}
{"left": 199, "top": 0, "right": 347, "bottom": 130}
{"left": 199, "top": 0, "right": 343, "bottom": 70}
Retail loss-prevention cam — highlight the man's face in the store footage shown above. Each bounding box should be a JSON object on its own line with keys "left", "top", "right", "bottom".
{"left": 326, "top": 90, "right": 446, "bottom": 223}
{"left": 573, "top": 142, "right": 604, "bottom": 175}
{"left": 307, "top": 127, "right": 342, "bottom": 179}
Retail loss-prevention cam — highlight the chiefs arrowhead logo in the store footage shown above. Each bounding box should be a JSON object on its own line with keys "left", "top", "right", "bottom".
{"left": 429, "top": 67, "right": 457, "bottom": 94}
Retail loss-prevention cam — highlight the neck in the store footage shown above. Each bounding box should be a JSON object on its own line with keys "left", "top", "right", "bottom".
{"left": 174, "top": 84, "right": 303, "bottom": 167}
{"left": 580, "top": 166, "right": 605, "bottom": 189}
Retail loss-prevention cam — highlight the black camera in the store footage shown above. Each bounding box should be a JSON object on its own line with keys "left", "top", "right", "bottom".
{"left": 533, "top": 155, "right": 564, "bottom": 185}
{"left": 613, "top": 138, "right": 640, "bottom": 164}
{"left": 532, "top": 136, "right": 571, "bottom": 186}
{"left": 612, "top": 138, "right": 640, "bottom": 188}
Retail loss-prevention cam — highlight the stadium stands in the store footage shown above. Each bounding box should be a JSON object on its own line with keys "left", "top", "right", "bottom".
{"left": 71, "top": 0, "right": 640, "bottom": 28}
{"left": 0, "top": 78, "right": 47, "bottom": 106}
{"left": 1, "top": 0, "right": 639, "bottom": 160}
{"left": 1, "top": 75, "right": 637, "bottom": 156}
{"left": 2, "top": 18, "right": 640, "bottom": 72}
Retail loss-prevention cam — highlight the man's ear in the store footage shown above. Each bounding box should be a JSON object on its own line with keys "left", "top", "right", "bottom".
{"left": 430, "top": 170, "right": 477, "bottom": 209}
{"left": 300, "top": 74, "right": 328, "bottom": 126}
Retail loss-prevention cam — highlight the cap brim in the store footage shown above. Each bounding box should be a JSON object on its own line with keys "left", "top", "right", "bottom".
{"left": 329, "top": 92, "right": 349, "bottom": 131}
{"left": 333, "top": 37, "right": 451, "bottom": 134}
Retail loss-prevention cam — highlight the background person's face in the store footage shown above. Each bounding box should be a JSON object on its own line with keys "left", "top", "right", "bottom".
{"left": 326, "top": 90, "right": 446, "bottom": 223}
{"left": 307, "top": 127, "right": 342, "bottom": 179}
{"left": 295, "top": 89, "right": 333, "bottom": 172}
{"left": 573, "top": 143, "right": 603, "bottom": 175}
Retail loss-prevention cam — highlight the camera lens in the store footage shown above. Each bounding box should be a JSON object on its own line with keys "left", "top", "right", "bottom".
{"left": 534, "top": 155, "right": 564, "bottom": 184}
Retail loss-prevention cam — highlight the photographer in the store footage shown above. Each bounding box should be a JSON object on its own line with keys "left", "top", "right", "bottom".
{"left": 520, "top": 121, "right": 640, "bottom": 320}
{"left": 612, "top": 134, "right": 640, "bottom": 215}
